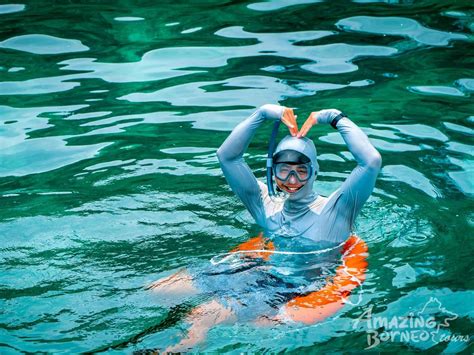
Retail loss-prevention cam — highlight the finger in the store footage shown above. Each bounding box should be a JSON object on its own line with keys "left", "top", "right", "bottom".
{"left": 282, "top": 108, "right": 296, "bottom": 124}
{"left": 282, "top": 108, "right": 298, "bottom": 136}
{"left": 292, "top": 116, "right": 299, "bottom": 136}
{"left": 288, "top": 124, "right": 298, "bottom": 136}
{"left": 281, "top": 118, "right": 296, "bottom": 136}
{"left": 298, "top": 112, "right": 318, "bottom": 137}
{"left": 298, "top": 119, "right": 313, "bottom": 138}
{"left": 292, "top": 126, "right": 298, "bottom": 136}
{"left": 296, "top": 118, "right": 309, "bottom": 137}
{"left": 289, "top": 120, "right": 298, "bottom": 136}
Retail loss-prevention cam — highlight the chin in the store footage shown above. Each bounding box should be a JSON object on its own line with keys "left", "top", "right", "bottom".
{"left": 287, "top": 190, "right": 304, "bottom": 200}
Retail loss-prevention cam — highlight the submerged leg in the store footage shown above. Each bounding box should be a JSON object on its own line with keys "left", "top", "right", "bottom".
{"left": 165, "top": 299, "right": 236, "bottom": 352}
{"left": 147, "top": 269, "right": 199, "bottom": 296}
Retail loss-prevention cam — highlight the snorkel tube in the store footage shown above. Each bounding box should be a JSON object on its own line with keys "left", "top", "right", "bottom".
{"left": 266, "top": 120, "right": 281, "bottom": 196}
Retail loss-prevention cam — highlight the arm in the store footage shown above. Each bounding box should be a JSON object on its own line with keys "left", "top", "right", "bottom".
{"left": 300, "top": 109, "right": 382, "bottom": 223}
{"left": 216, "top": 104, "right": 285, "bottom": 227}
{"left": 321, "top": 111, "right": 381, "bottom": 222}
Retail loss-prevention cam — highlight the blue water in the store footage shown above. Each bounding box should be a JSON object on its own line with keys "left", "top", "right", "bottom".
{"left": 0, "top": 0, "right": 473, "bottom": 353}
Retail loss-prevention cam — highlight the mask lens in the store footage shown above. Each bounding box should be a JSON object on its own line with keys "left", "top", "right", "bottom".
{"left": 274, "top": 163, "right": 311, "bottom": 182}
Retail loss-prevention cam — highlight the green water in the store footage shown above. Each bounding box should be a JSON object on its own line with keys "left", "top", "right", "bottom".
{"left": 0, "top": 0, "right": 473, "bottom": 353}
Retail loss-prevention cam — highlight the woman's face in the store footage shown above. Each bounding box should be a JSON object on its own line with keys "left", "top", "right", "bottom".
{"left": 274, "top": 163, "right": 309, "bottom": 194}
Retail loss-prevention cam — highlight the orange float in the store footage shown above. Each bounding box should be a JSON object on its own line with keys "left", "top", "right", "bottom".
{"left": 230, "top": 232, "right": 275, "bottom": 261}
{"left": 231, "top": 234, "right": 368, "bottom": 324}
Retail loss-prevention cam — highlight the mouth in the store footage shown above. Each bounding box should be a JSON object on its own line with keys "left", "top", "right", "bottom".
{"left": 282, "top": 185, "right": 303, "bottom": 194}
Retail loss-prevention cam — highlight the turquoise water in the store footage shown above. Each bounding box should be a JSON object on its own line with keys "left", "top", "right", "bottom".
{"left": 1, "top": 0, "right": 473, "bottom": 353}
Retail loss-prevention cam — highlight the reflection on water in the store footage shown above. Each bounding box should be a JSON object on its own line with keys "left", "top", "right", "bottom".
{"left": 337, "top": 16, "right": 467, "bottom": 46}
{"left": 0, "top": 0, "right": 472, "bottom": 352}
{"left": 0, "top": 34, "right": 89, "bottom": 54}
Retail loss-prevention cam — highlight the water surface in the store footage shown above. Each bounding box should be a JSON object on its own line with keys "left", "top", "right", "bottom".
{"left": 0, "top": 0, "right": 473, "bottom": 353}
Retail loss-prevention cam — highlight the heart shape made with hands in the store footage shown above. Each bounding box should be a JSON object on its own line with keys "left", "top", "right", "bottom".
{"left": 281, "top": 108, "right": 319, "bottom": 138}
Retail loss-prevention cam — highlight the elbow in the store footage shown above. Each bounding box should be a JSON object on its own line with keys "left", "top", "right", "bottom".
{"left": 367, "top": 151, "right": 382, "bottom": 171}
{"left": 216, "top": 146, "right": 233, "bottom": 164}
{"left": 216, "top": 147, "right": 226, "bottom": 163}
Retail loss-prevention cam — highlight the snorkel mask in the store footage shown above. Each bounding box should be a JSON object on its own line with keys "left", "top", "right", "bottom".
{"left": 273, "top": 162, "right": 312, "bottom": 183}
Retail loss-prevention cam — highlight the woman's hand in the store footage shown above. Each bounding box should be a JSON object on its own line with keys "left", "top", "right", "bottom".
{"left": 281, "top": 107, "right": 299, "bottom": 137}
{"left": 297, "top": 111, "right": 319, "bottom": 138}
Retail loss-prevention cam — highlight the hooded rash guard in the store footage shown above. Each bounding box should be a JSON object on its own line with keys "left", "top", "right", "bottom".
{"left": 216, "top": 104, "right": 381, "bottom": 245}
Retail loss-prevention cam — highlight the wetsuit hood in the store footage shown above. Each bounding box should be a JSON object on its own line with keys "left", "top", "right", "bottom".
{"left": 273, "top": 135, "right": 319, "bottom": 203}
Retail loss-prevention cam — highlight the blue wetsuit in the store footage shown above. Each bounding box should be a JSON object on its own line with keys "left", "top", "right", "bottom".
{"left": 216, "top": 104, "right": 382, "bottom": 245}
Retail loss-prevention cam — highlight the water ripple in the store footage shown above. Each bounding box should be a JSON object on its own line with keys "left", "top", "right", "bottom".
{"left": 113, "top": 17, "right": 144, "bottom": 22}
{"left": 0, "top": 34, "right": 89, "bottom": 54}
{"left": 248, "top": 0, "right": 322, "bottom": 12}
{"left": 119, "top": 75, "right": 304, "bottom": 106}
{"left": 337, "top": 16, "right": 468, "bottom": 46}
{"left": 0, "top": 137, "right": 111, "bottom": 177}
{"left": 443, "top": 122, "right": 474, "bottom": 136}
{"left": 57, "top": 26, "right": 397, "bottom": 85}
{"left": 382, "top": 164, "right": 441, "bottom": 198}
{"left": 0, "top": 75, "right": 81, "bottom": 95}
{"left": 0, "top": 104, "right": 87, "bottom": 149}
{"left": 409, "top": 85, "right": 466, "bottom": 97}
{"left": 0, "top": 4, "right": 25, "bottom": 14}
{"left": 373, "top": 124, "right": 449, "bottom": 142}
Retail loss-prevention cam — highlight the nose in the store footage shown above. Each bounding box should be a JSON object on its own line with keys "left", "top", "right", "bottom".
{"left": 288, "top": 173, "right": 297, "bottom": 184}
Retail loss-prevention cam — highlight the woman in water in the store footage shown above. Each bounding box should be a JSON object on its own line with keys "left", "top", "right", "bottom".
{"left": 151, "top": 104, "right": 381, "bottom": 351}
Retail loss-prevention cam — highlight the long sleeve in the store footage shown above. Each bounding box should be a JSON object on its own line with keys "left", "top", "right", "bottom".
{"left": 216, "top": 104, "right": 284, "bottom": 227}
{"left": 319, "top": 111, "right": 382, "bottom": 226}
